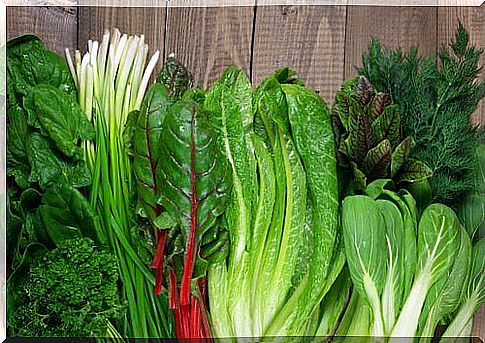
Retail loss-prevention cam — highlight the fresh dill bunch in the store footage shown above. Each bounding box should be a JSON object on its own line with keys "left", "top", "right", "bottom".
{"left": 358, "top": 22, "right": 485, "bottom": 207}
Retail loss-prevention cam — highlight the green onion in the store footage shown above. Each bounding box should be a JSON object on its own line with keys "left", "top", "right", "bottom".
{"left": 66, "top": 28, "right": 172, "bottom": 338}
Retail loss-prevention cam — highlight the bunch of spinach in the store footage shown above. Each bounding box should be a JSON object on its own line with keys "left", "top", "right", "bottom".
{"left": 6, "top": 35, "right": 123, "bottom": 337}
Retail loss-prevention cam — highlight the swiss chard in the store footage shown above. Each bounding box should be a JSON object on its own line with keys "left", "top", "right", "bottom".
{"left": 158, "top": 89, "right": 231, "bottom": 338}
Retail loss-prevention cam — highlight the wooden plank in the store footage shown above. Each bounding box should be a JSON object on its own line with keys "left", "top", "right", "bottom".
{"left": 77, "top": 5, "right": 166, "bottom": 70}
{"left": 344, "top": 6, "right": 437, "bottom": 79}
{"left": 165, "top": 6, "right": 255, "bottom": 89}
{"left": 252, "top": 5, "right": 346, "bottom": 105}
{"left": 6, "top": 6, "right": 77, "bottom": 54}
{"left": 437, "top": 5, "right": 484, "bottom": 125}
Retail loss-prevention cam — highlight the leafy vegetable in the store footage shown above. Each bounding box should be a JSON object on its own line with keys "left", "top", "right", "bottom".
{"left": 67, "top": 29, "right": 173, "bottom": 338}
{"left": 207, "top": 68, "right": 340, "bottom": 338}
{"left": 332, "top": 76, "right": 432, "bottom": 191}
{"left": 441, "top": 239, "right": 484, "bottom": 340}
{"left": 38, "top": 182, "right": 105, "bottom": 246}
{"left": 358, "top": 23, "right": 485, "bottom": 207}
{"left": 8, "top": 238, "right": 125, "bottom": 337}
{"left": 24, "top": 83, "right": 94, "bottom": 159}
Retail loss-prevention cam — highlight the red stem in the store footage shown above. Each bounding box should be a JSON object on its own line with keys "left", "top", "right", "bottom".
{"left": 190, "top": 296, "right": 200, "bottom": 338}
{"left": 150, "top": 230, "right": 167, "bottom": 268}
{"left": 180, "top": 112, "right": 199, "bottom": 306}
{"left": 168, "top": 268, "right": 178, "bottom": 309}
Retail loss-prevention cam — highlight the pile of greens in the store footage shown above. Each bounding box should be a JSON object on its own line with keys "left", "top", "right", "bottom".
{"left": 6, "top": 35, "right": 124, "bottom": 337}
{"left": 5, "top": 23, "right": 484, "bottom": 341}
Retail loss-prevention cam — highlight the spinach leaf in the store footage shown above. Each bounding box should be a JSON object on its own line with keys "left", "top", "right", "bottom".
{"left": 25, "top": 84, "right": 94, "bottom": 159}
{"left": 38, "top": 183, "right": 105, "bottom": 246}
{"left": 27, "top": 133, "right": 91, "bottom": 189}
{"left": 7, "top": 104, "right": 31, "bottom": 189}
{"left": 7, "top": 35, "right": 76, "bottom": 102}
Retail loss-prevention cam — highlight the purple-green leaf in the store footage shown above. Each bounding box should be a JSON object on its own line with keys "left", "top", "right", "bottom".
{"left": 397, "top": 158, "right": 433, "bottom": 183}
{"left": 363, "top": 139, "right": 392, "bottom": 178}
{"left": 391, "top": 136, "right": 415, "bottom": 177}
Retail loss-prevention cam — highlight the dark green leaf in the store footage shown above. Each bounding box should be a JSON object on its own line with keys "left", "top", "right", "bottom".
{"left": 158, "top": 96, "right": 230, "bottom": 242}
{"left": 406, "top": 179, "right": 433, "bottom": 215}
{"left": 7, "top": 35, "right": 76, "bottom": 99}
{"left": 24, "top": 84, "right": 94, "bottom": 159}
{"left": 364, "top": 179, "right": 392, "bottom": 199}
{"left": 20, "top": 188, "right": 43, "bottom": 211}
{"left": 397, "top": 158, "right": 433, "bottom": 183}
{"left": 156, "top": 56, "right": 193, "bottom": 98}
{"left": 27, "top": 133, "right": 91, "bottom": 189}
{"left": 133, "top": 83, "right": 171, "bottom": 221}
{"left": 363, "top": 139, "right": 392, "bottom": 178}
{"left": 39, "top": 183, "right": 105, "bottom": 246}
{"left": 7, "top": 105, "right": 31, "bottom": 189}
{"left": 351, "top": 162, "right": 367, "bottom": 190}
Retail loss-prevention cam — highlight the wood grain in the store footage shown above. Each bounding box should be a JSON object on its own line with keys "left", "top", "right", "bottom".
{"left": 252, "top": 5, "right": 346, "bottom": 105}
{"left": 344, "top": 6, "right": 437, "bottom": 78}
{"left": 437, "top": 5, "right": 484, "bottom": 125}
{"left": 77, "top": 5, "right": 166, "bottom": 69}
{"left": 165, "top": 6, "right": 255, "bottom": 89}
{"left": 6, "top": 6, "right": 77, "bottom": 54}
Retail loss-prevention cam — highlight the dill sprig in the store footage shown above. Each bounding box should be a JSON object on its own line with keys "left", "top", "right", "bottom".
{"left": 358, "top": 22, "right": 485, "bottom": 207}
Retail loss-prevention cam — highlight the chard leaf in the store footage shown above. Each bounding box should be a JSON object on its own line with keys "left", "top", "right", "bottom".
{"left": 7, "top": 104, "right": 31, "bottom": 189}
{"left": 363, "top": 138, "right": 392, "bottom": 178}
{"left": 39, "top": 183, "right": 105, "bottom": 247}
{"left": 371, "top": 104, "right": 401, "bottom": 147}
{"left": 158, "top": 93, "right": 230, "bottom": 303}
{"left": 133, "top": 83, "right": 170, "bottom": 221}
{"left": 27, "top": 133, "right": 91, "bottom": 190}
{"left": 391, "top": 135, "right": 415, "bottom": 177}
{"left": 156, "top": 56, "right": 193, "bottom": 98}
{"left": 24, "top": 84, "right": 94, "bottom": 160}
{"left": 397, "top": 158, "right": 433, "bottom": 183}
